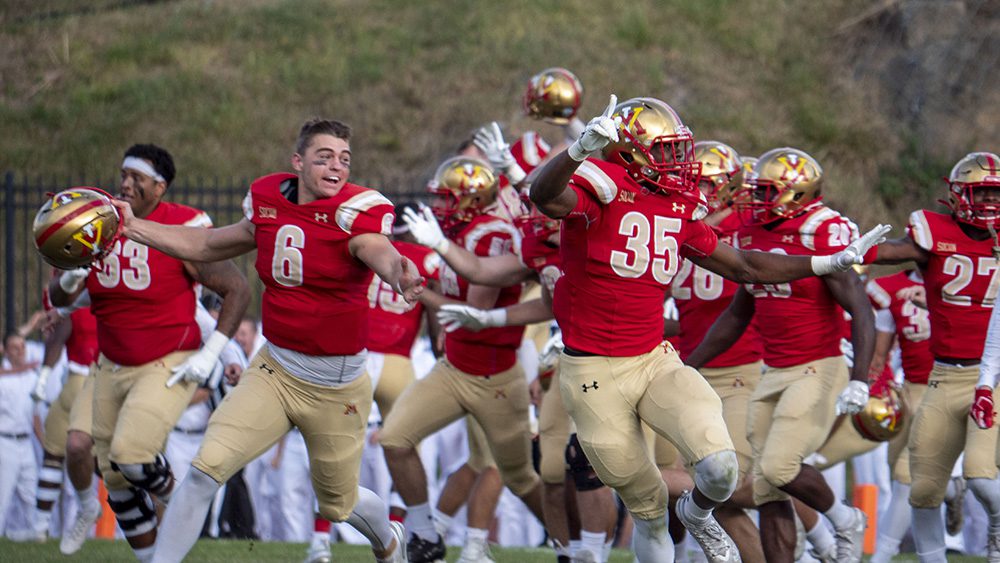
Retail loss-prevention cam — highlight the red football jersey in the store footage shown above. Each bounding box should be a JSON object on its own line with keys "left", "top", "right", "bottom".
{"left": 866, "top": 271, "right": 932, "bottom": 384}
{"left": 87, "top": 201, "right": 210, "bottom": 366}
{"left": 367, "top": 241, "right": 441, "bottom": 357}
{"left": 553, "top": 158, "right": 718, "bottom": 356}
{"left": 66, "top": 308, "right": 99, "bottom": 371}
{"left": 737, "top": 203, "right": 859, "bottom": 368}
{"left": 907, "top": 210, "right": 997, "bottom": 359}
{"left": 515, "top": 218, "right": 562, "bottom": 294}
{"left": 440, "top": 214, "right": 525, "bottom": 375}
{"left": 672, "top": 212, "right": 763, "bottom": 368}
{"left": 245, "top": 173, "right": 394, "bottom": 356}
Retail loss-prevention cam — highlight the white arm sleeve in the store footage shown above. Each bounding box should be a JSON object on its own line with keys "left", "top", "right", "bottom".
{"left": 874, "top": 308, "right": 896, "bottom": 333}
{"left": 979, "top": 303, "right": 1000, "bottom": 388}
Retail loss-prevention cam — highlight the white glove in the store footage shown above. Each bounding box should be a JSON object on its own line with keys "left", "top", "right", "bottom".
{"left": 568, "top": 94, "right": 621, "bottom": 162}
{"left": 538, "top": 333, "right": 564, "bottom": 376}
{"left": 166, "top": 331, "right": 229, "bottom": 388}
{"left": 811, "top": 224, "right": 891, "bottom": 276}
{"left": 835, "top": 380, "right": 870, "bottom": 415}
{"left": 59, "top": 267, "right": 91, "bottom": 293}
{"left": 437, "top": 305, "right": 507, "bottom": 333}
{"left": 31, "top": 366, "right": 52, "bottom": 402}
{"left": 473, "top": 122, "right": 526, "bottom": 184}
{"left": 402, "top": 205, "right": 450, "bottom": 254}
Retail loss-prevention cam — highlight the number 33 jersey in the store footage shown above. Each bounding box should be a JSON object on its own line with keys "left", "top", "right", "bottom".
{"left": 908, "top": 209, "right": 997, "bottom": 359}
{"left": 87, "top": 201, "right": 211, "bottom": 366}
{"left": 553, "top": 158, "right": 718, "bottom": 357}
{"left": 245, "top": 173, "right": 394, "bottom": 356}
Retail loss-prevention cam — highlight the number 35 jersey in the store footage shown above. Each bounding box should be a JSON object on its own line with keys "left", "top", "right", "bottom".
{"left": 736, "top": 202, "right": 859, "bottom": 368}
{"left": 908, "top": 209, "right": 996, "bottom": 359}
{"left": 245, "top": 173, "right": 394, "bottom": 357}
{"left": 87, "top": 201, "right": 211, "bottom": 366}
{"left": 553, "top": 158, "right": 718, "bottom": 357}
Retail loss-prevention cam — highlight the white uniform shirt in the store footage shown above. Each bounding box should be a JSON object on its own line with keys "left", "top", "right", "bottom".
{"left": 0, "top": 343, "right": 43, "bottom": 435}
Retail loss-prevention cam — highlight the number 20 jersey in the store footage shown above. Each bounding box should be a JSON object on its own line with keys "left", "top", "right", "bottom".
{"left": 907, "top": 209, "right": 996, "bottom": 359}
{"left": 245, "top": 173, "right": 394, "bottom": 356}
{"left": 735, "top": 202, "right": 859, "bottom": 368}
{"left": 553, "top": 158, "right": 719, "bottom": 357}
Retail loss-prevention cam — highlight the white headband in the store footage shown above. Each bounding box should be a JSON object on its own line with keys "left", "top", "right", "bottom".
{"left": 122, "top": 156, "right": 165, "bottom": 183}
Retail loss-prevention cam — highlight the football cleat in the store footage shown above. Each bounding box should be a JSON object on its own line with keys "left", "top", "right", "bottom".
{"left": 378, "top": 521, "right": 409, "bottom": 563}
{"left": 60, "top": 498, "right": 101, "bottom": 555}
{"left": 945, "top": 475, "right": 967, "bottom": 536}
{"left": 406, "top": 533, "right": 446, "bottom": 563}
{"left": 675, "top": 491, "right": 741, "bottom": 562}
{"left": 833, "top": 506, "right": 867, "bottom": 563}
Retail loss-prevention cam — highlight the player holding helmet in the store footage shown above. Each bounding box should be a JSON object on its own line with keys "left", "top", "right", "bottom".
{"left": 529, "top": 96, "right": 888, "bottom": 563}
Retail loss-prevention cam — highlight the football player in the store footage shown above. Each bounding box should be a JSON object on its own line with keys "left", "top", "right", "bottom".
{"left": 868, "top": 152, "right": 1000, "bottom": 561}
{"left": 112, "top": 121, "right": 422, "bottom": 563}
{"left": 379, "top": 155, "right": 544, "bottom": 563}
{"left": 529, "top": 96, "right": 887, "bottom": 562}
{"left": 48, "top": 144, "right": 250, "bottom": 562}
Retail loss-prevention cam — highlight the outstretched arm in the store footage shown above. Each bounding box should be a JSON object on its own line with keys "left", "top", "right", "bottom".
{"left": 117, "top": 199, "right": 257, "bottom": 262}
{"left": 350, "top": 233, "right": 425, "bottom": 303}
{"left": 685, "top": 287, "right": 756, "bottom": 369}
{"left": 868, "top": 235, "right": 930, "bottom": 267}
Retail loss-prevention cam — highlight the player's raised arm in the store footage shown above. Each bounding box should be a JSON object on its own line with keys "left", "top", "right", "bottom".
{"left": 115, "top": 200, "right": 257, "bottom": 263}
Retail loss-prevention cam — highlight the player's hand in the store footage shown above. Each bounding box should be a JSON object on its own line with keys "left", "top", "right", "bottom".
{"left": 395, "top": 258, "right": 425, "bottom": 304}
{"left": 835, "top": 380, "right": 870, "bottom": 415}
{"left": 568, "top": 94, "right": 621, "bottom": 161}
{"left": 110, "top": 199, "right": 136, "bottom": 234}
{"left": 31, "top": 366, "right": 52, "bottom": 402}
{"left": 529, "top": 377, "right": 543, "bottom": 407}
{"left": 474, "top": 122, "right": 526, "bottom": 184}
{"left": 224, "top": 363, "right": 242, "bottom": 386}
{"left": 437, "top": 304, "right": 506, "bottom": 332}
{"left": 402, "top": 205, "right": 450, "bottom": 254}
{"left": 835, "top": 224, "right": 892, "bottom": 270}
{"left": 971, "top": 386, "right": 995, "bottom": 429}
{"left": 896, "top": 285, "right": 927, "bottom": 309}
{"left": 166, "top": 331, "right": 229, "bottom": 388}
{"left": 58, "top": 267, "right": 91, "bottom": 293}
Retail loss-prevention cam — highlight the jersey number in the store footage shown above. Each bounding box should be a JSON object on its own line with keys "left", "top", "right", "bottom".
{"left": 368, "top": 276, "right": 411, "bottom": 314}
{"left": 610, "top": 212, "right": 681, "bottom": 283}
{"left": 272, "top": 225, "right": 304, "bottom": 287}
{"left": 671, "top": 260, "right": 724, "bottom": 301}
{"left": 900, "top": 300, "right": 931, "bottom": 341}
{"left": 941, "top": 255, "right": 1000, "bottom": 307}
{"left": 96, "top": 240, "right": 151, "bottom": 290}
{"left": 745, "top": 248, "right": 792, "bottom": 298}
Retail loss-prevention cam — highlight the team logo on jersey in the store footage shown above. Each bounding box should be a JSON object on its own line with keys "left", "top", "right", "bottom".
{"left": 581, "top": 381, "right": 599, "bottom": 393}
{"left": 732, "top": 376, "right": 745, "bottom": 388}
{"left": 343, "top": 403, "right": 358, "bottom": 415}
{"left": 315, "top": 212, "right": 329, "bottom": 223}
{"left": 618, "top": 191, "right": 636, "bottom": 204}
{"left": 804, "top": 366, "right": 817, "bottom": 375}
{"left": 782, "top": 235, "right": 795, "bottom": 243}
{"left": 258, "top": 206, "right": 277, "bottom": 219}
{"left": 936, "top": 241, "right": 957, "bottom": 253}
{"left": 672, "top": 202, "right": 686, "bottom": 214}
{"left": 494, "top": 389, "right": 508, "bottom": 400}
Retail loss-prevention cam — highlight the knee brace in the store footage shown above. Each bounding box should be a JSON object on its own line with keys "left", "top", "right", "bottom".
{"left": 565, "top": 434, "right": 604, "bottom": 492}
{"left": 107, "top": 487, "right": 157, "bottom": 538}
{"left": 112, "top": 453, "right": 173, "bottom": 498}
{"left": 694, "top": 450, "right": 739, "bottom": 503}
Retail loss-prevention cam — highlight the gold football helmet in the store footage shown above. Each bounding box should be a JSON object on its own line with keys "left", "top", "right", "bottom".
{"left": 33, "top": 188, "right": 121, "bottom": 269}
{"left": 523, "top": 68, "right": 583, "bottom": 125}
{"left": 944, "top": 152, "right": 1000, "bottom": 230}
{"left": 602, "top": 97, "right": 700, "bottom": 194}
{"left": 852, "top": 387, "right": 906, "bottom": 442}
{"left": 693, "top": 141, "right": 744, "bottom": 209}
{"left": 737, "top": 147, "right": 823, "bottom": 224}
{"left": 427, "top": 156, "right": 499, "bottom": 229}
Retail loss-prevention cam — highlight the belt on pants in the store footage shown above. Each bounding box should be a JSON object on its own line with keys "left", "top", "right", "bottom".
{"left": 172, "top": 427, "right": 206, "bottom": 436}
{"left": 935, "top": 357, "right": 980, "bottom": 368}
{"left": 0, "top": 432, "right": 29, "bottom": 440}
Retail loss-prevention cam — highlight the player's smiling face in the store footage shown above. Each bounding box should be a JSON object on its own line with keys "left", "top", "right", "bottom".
{"left": 292, "top": 133, "right": 352, "bottom": 204}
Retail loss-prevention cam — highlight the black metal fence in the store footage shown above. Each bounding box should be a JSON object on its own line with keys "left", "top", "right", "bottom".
{"left": 1, "top": 173, "right": 266, "bottom": 333}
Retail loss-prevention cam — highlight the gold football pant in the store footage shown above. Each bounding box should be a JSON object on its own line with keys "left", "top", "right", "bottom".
{"left": 42, "top": 372, "right": 87, "bottom": 455}
{"left": 702, "top": 362, "right": 762, "bottom": 479}
{"left": 889, "top": 381, "right": 927, "bottom": 484}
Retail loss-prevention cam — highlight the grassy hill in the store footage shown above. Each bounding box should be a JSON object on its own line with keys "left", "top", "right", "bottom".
{"left": 5, "top": 0, "right": 986, "bottom": 229}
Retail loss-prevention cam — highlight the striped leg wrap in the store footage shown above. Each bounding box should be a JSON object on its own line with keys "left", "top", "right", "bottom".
{"left": 107, "top": 487, "right": 157, "bottom": 538}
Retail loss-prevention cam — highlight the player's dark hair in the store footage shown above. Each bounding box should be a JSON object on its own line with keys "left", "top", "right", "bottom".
{"left": 393, "top": 201, "right": 420, "bottom": 228}
{"left": 124, "top": 144, "right": 176, "bottom": 186}
{"left": 296, "top": 118, "right": 352, "bottom": 155}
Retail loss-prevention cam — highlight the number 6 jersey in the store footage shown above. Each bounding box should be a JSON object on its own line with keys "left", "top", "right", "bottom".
{"left": 245, "top": 173, "right": 394, "bottom": 356}
{"left": 553, "top": 158, "right": 718, "bottom": 356}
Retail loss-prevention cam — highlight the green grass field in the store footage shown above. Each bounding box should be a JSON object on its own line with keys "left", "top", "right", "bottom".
{"left": 0, "top": 539, "right": 990, "bottom": 562}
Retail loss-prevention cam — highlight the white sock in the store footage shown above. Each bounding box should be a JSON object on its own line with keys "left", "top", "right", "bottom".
{"left": 680, "top": 495, "right": 712, "bottom": 523}
{"left": 968, "top": 477, "right": 1000, "bottom": 531}
{"left": 824, "top": 501, "right": 854, "bottom": 530}
{"left": 870, "top": 481, "right": 911, "bottom": 563}
{"left": 149, "top": 468, "right": 221, "bottom": 563}
{"left": 806, "top": 519, "right": 835, "bottom": 555}
{"left": 466, "top": 527, "right": 488, "bottom": 543}
{"left": 433, "top": 508, "right": 453, "bottom": 537}
{"left": 346, "top": 487, "right": 396, "bottom": 552}
{"left": 911, "top": 506, "right": 947, "bottom": 562}
{"left": 631, "top": 513, "right": 674, "bottom": 563}
{"left": 404, "top": 502, "right": 437, "bottom": 542}
{"left": 134, "top": 545, "right": 155, "bottom": 563}
{"left": 77, "top": 484, "right": 98, "bottom": 510}
{"left": 569, "top": 539, "right": 582, "bottom": 556}
{"left": 311, "top": 530, "right": 329, "bottom": 546}
{"left": 580, "top": 530, "right": 605, "bottom": 560}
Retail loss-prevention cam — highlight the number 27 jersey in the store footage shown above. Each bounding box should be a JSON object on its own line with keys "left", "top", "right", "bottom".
{"left": 553, "top": 159, "right": 718, "bottom": 357}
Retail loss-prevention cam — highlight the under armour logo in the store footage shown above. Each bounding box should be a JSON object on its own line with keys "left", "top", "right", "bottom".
{"left": 494, "top": 389, "right": 508, "bottom": 400}
{"left": 315, "top": 212, "right": 328, "bottom": 223}
{"left": 672, "top": 202, "right": 686, "bottom": 213}
{"left": 782, "top": 235, "right": 795, "bottom": 243}
{"left": 581, "top": 381, "right": 599, "bottom": 393}
{"left": 343, "top": 403, "right": 358, "bottom": 415}
{"left": 260, "top": 363, "right": 274, "bottom": 375}
{"left": 928, "top": 380, "right": 940, "bottom": 388}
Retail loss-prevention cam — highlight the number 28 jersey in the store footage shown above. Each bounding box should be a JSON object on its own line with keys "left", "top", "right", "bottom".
{"left": 908, "top": 210, "right": 997, "bottom": 359}
{"left": 245, "top": 173, "right": 394, "bottom": 356}
{"left": 553, "top": 158, "right": 718, "bottom": 357}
